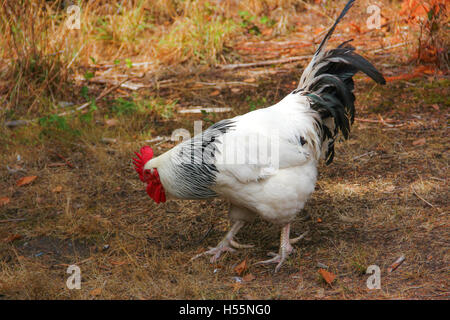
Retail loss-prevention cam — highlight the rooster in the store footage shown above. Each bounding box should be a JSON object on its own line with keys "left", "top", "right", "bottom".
{"left": 133, "top": 0, "right": 385, "bottom": 272}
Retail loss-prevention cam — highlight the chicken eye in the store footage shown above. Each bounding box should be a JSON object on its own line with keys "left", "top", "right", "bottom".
{"left": 300, "top": 136, "right": 307, "bottom": 146}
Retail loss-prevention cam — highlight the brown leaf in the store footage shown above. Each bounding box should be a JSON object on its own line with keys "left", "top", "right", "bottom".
{"left": 242, "top": 273, "right": 256, "bottom": 282}
{"left": 349, "top": 22, "right": 362, "bottom": 34}
{"left": 209, "top": 90, "right": 220, "bottom": 96}
{"left": 431, "top": 104, "right": 439, "bottom": 111}
{"left": 16, "top": 176, "right": 37, "bottom": 187}
{"left": 261, "top": 27, "right": 273, "bottom": 36}
{"left": 231, "top": 282, "right": 242, "bottom": 292}
{"left": 317, "top": 218, "right": 322, "bottom": 223}
{"left": 234, "top": 259, "right": 248, "bottom": 276}
{"left": 0, "top": 197, "right": 10, "bottom": 206}
{"left": 412, "top": 138, "right": 426, "bottom": 146}
{"left": 52, "top": 186, "right": 63, "bottom": 193}
{"left": 243, "top": 78, "right": 256, "bottom": 83}
{"left": 111, "top": 260, "right": 127, "bottom": 266}
{"left": 105, "top": 119, "right": 119, "bottom": 127}
{"left": 90, "top": 288, "right": 102, "bottom": 296}
{"left": 318, "top": 268, "right": 336, "bottom": 285}
{"left": 4, "top": 234, "right": 22, "bottom": 243}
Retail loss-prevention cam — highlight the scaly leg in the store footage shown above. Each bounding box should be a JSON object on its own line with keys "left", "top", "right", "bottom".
{"left": 255, "top": 223, "right": 308, "bottom": 273}
{"left": 191, "top": 220, "right": 253, "bottom": 263}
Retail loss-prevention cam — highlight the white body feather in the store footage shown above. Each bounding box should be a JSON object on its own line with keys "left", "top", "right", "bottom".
{"left": 146, "top": 93, "right": 322, "bottom": 225}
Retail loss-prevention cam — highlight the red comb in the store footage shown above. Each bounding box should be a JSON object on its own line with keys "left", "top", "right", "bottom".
{"left": 132, "top": 146, "right": 154, "bottom": 182}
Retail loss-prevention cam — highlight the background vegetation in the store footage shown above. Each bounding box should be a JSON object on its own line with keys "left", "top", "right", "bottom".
{"left": 0, "top": 0, "right": 448, "bottom": 299}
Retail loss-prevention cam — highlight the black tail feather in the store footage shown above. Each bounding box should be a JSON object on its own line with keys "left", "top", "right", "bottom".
{"left": 297, "top": 0, "right": 386, "bottom": 164}
{"left": 315, "top": 0, "right": 356, "bottom": 55}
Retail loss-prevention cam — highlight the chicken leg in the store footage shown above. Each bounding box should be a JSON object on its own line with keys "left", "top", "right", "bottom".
{"left": 191, "top": 220, "right": 254, "bottom": 263}
{"left": 255, "top": 223, "right": 308, "bottom": 273}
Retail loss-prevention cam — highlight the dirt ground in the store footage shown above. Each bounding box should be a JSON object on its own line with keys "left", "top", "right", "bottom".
{"left": 0, "top": 2, "right": 449, "bottom": 300}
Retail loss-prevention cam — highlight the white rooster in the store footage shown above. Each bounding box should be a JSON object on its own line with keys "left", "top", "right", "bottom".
{"left": 133, "top": 0, "right": 385, "bottom": 272}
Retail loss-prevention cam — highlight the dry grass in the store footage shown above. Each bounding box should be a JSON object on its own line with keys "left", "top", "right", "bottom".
{"left": 0, "top": 0, "right": 311, "bottom": 116}
{"left": 0, "top": 0, "right": 449, "bottom": 300}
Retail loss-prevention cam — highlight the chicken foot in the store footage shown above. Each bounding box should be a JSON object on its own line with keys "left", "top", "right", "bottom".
{"left": 191, "top": 220, "right": 253, "bottom": 263}
{"left": 255, "top": 223, "right": 308, "bottom": 273}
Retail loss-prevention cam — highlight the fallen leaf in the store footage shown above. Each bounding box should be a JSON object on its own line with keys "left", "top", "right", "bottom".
{"left": 210, "top": 90, "right": 220, "bottom": 96}
{"left": 242, "top": 273, "right": 256, "bottom": 282}
{"left": 431, "top": 104, "right": 439, "bottom": 111}
{"left": 105, "top": 119, "right": 119, "bottom": 127}
{"left": 317, "top": 218, "right": 322, "bottom": 223}
{"left": 261, "top": 27, "right": 273, "bottom": 36}
{"left": 90, "top": 288, "right": 102, "bottom": 296}
{"left": 243, "top": 78, "right": 256, "bottom": 83}
{"left": 0, "top": 197, "right": 10, "bottom": 206}
{"left": 385, "top": 185, "right": 396, "bottom": 192}
{"left": 111, "top": 260, "right": 127, "bottom": 266}
{"left": 231, "top": 282, "right": 242, "bottom": 292}
{"left": 231, "top": 88, "right": 241, "bottom": 93}
{"left": 315, "top": 288, "right": 325, "bottom": 298}
{"left": 16, "top": 176, "right": 37, "bottom": 187}
{"left": 52, "top": 186, "right": 63, "bottom": 193}
{"left": 318, "top": 268, "right": 336, "bottom": 285}
{"left": 314, "top": 27, "right": 325, "bottom": 35}
{"left": 4, "top": 234, "right": 22, "bottom": 243}
{"left": 234, "top": 259, "right": 248, "bottom": 276}
{"left": 412, "top": 138, "right": 426, "bottom": 146}
{"left": 349, "top": 22, "right": 361, "bottom": 34}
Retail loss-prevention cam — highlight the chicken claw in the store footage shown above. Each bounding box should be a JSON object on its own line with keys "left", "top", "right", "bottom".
{"left": 191, "top": 221, "right": 253, "bottom": 263}
{"left": 255, "top": 224, "right": 307, "bottom": 273}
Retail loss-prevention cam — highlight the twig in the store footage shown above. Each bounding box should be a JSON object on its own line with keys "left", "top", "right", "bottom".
{"left": 178, "top": 107, "right": 232, "bottom": 114}
{"left": 67, "top": 43, "right": 86, "bottom": 69}
{"left": 298, "top": 0, "right": 334, "bottom": 22}
{"left": 196, "top": 225, "right": 214, "bottom": 244}
{"left": 61, "top": 77, "right": 131, "bottom": 115}
{"left": 52, "top": 151, "right": 75, "bottom": 169}
{"left": 194, "top": 81, "right": 259, "bottom": 88}
{"left": 352, "top": 151, "right": 377, "bottom": 161}
{"left": 4, "top": 120, "right": 29, "bottom": 128}
{"left": 219, "top": 55, "right": 312, "bottom": 70}
{"left": 366, "top": 42, "right": 410, "bottom": 54}
{"left": 88, "top": 77, "right": 145, "bottom": 90}
{"left": 53, "top": 257, "right": 93, "bottom": 267}
{"left": 355, "top": 117, "right": 396, "bottom": 123}
{"left": 387, "top": 255, "right": 405, "bottom": 273}
{"left": 411, "top": 187, "right": 441, "bottom": 212}
{"left": 0, "top": 218, "right": 27, "bottom": 223}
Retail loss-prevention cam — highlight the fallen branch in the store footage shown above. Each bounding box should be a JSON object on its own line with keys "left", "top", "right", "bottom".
{"left": 355, "top": 117, "right": 405, "bottom": 128}
{"left": 4, "top": 120, "right": 30, "bottom": 128}
{"left": 178, "top": 107, "right": 232, "bottom": 114}
{"left": 219, "top": 55, "right": 311, "bottom": 70}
